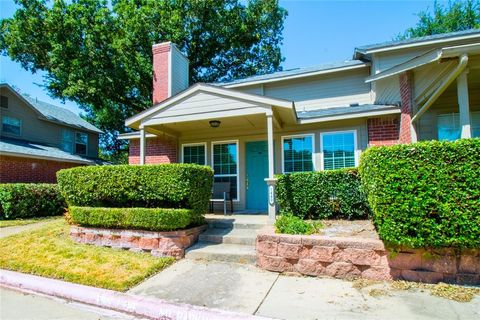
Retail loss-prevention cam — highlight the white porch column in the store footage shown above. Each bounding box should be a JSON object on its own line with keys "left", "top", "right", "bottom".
{"left": 457, "top": 69, "right": 471, "bottom": 139}
{"left": 265, "top": 113, "right": 277, "bottom": 223}
{"left": 139, "top": 126, "right": 146, "bottom": 165}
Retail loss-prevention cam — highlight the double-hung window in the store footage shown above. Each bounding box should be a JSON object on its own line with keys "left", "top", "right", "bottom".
{"left": 182, "top": 143, "right": 206, "bottom": 165}
{"left": 321, "top": 131, "right": 356, "bottom": 170}
{"left": 282, "top": 135, "right": 314, "bottom": 173}
{"left": 437, "top": 112, "right": 480, "bottom": 140}
{"left": 75, "top": 132, "right": 88, "bottom": 155}
{"left": 60, "top": 129, "right": 74, "bottom": 153}
{"left": 212, "top": 141, "right": 238, "bottom": 200}
{"left": 2, "top": 116, "right": 21, "bottom": 136}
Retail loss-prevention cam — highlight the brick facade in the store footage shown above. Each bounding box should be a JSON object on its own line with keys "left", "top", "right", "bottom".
{"left": 0, "top": 155, "right": 82, "bottom": 183}
{"left": 399, "top": 71, "right": 414, "bottom": 144}
{"left": 128, "top": 137, "right": 177, "bottom": 165}
{"left": 367, "top": 116, "right": 400, "bottom": 146}
{"left": 152, "top": 43, "right": 171, "bottom": 105}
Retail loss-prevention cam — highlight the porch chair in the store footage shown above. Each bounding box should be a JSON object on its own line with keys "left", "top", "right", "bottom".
{"left": 210, "top": 182, "right": 234, "bottom": 215}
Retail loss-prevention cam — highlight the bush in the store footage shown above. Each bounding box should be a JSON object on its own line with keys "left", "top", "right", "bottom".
{"left": 359, "top": 138, "right": 480, "bottom": 248}
{"left": 276, "top": 169, "right": 370, "bottom": 220}
{"left": 57, "top": 164, "right": 213, "bottom": 224}
{"left": 0, "top": 184, "right": 66, "bottom": 219}
{"left": 69, "top": 206, "right": 194, "bottom": 231}
{"left": 275, "top": 214, "right": 322, "bottom": 235}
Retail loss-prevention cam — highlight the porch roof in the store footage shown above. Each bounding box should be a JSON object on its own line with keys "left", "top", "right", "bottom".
{"left": 297, "top": 104, "right": 400, "bottom": 124}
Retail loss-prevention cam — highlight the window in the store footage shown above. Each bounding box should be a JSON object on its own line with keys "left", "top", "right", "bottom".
{"left": 282, "top": 135, "right": 314, "bottom": 173}
{"left": 182, "top": 143, "right": 206, "bottom": 165}
{"left": 321, "top": 131, "right": 356, "bottom": 170}
{"left": 438, "top": 112, "right": 480, "bottom": 140}
{"left": 212, "top": 141, "right": 238, "bottom": 200}
{"left": 0, "top": 95, "right": 8, "bottom": 108}
{"left": 61, "top": 129, "right": 74, "bottom": 153}
{"left": 75, "top": 132, "right": 88, "bottom": 155}
{"left": 2, "top": 116, "right": 21, "bottom": 136}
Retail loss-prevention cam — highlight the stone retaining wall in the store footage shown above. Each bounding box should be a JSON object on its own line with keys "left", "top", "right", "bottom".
{"left": 256, "top": 227, "right": 479, "bottom": 285}
{"left": 70, "top": 225, "right": 206, "bottom": 259}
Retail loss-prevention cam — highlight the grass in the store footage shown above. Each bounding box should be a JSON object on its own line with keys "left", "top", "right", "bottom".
{"left": 0, "top": 216, "right": 61, "bottom": 228}
{"left": 0, "top": 220, "right": 174, "bottom": 291}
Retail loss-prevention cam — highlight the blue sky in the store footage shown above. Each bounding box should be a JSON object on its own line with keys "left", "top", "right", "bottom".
{"left": 0, "top": 0, "right": 442, "bottom": 115}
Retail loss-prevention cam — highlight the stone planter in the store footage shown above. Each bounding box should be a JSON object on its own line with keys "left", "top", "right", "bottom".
{"left": 70, "top": 224, "right": 207, "bottom": 259}
{"left": 256, "top": 226, "right": 479, "bottom": 285}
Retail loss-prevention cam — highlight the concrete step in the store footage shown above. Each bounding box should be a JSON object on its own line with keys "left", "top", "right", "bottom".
{"left": 198, "top": 228, "right": 257, "bottom": 246}
{"left": 205, "top": 218, "right": 266, "bottom": 230}
{"left": 185, "top": 242, "right": 257, "bottom": 264}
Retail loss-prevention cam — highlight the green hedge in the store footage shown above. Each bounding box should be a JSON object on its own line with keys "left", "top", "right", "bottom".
{"left": 68, "top": 206, "right": 193, "bottom": 231}
{"left": 276, "top": 169, "right": 370, "bottom": 220}
{"left": 275, "top": 214, "right": 323, "bottom": 235}
{"left": 359, "top": 138, "right": 480, "bottom": 248}
{"left": 57, "top": 164, "right": 213, "bottom": 224}
{"left": 0, "top": 184, "right": 66, "bottom": 219}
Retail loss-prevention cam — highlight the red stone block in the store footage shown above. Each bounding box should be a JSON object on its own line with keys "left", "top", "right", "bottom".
{"left": 325, "top": 262, "right": 361, "bottom": 279}
{"left": 256, "top": 241, "right": 278, "bottom": 256}
{"left": 84, "top": 233, "right": 97, "bottom": 243}
{"left": 277, "top": 243, "right": 302, "bottom": 259}
{"left": 401, "top": 270, "right": 444, "bottom": 283}
{"left": 336, "top": 248, "right": 382, "bottom": 266}
{"left": 310, "top": 246, "right": 339, "bottom": 263}
{"left": 361, "top": 266, "right": 393, "bottom": 281}
{"left": 138, "top": 237, "right": 160, "bottom": 250}
{"left": 387, "top": 252, "right": 422, "bottom": 270}
{"left": 421, "top": 254, "right": 457, "bottom": 274}
{"left": 257, "top": 255, "right": 293, "bottom": 272}
{"left": 455, "top": 273, "right": 480, "bottom": 285}
{"left": 296, "top": 259, "right": 326, "bottom": 276}
{"left": 458, "top": 254, "right": 480, "bottom": 274}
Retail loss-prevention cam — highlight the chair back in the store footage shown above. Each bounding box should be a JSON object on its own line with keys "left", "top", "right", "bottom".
{"left": 212, "top": 182, "right": 231, "bottom": 199}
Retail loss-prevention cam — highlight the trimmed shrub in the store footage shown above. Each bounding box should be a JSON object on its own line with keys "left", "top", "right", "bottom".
{"left": 57, "top": 164, "right": 213, "bottom": 224}
{"left": 275, "top": 213, "right": 323, "bottom": 235}
{"left": 69, "top": 206, "right": 193, "bottom": 231}
{"left": 359, "top": 138, "right": 480, "bottom": 248}
{"left": 276, "top": 169, "right": 370, "bottom": 220}
{"left": 0, "top": 184, "right": 66, "bottom": 219}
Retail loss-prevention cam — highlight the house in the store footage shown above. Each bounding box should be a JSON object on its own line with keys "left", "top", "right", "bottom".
{"left": 0, "top": 83, "right": 102, "bottom": 183}
{"left": 119, "top": 30, "right": 480, "bottom": 220}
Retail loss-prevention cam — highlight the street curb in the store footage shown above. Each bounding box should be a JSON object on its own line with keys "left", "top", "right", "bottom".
{"left": 0, "top": 269, "right": 274, "bottom": 320}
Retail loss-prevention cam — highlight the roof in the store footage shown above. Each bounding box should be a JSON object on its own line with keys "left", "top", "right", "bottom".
{"left": 0, "top": 83, "right": 102, "bottom": 134}
{"left": 355, "top": 29, "right": 480, "bottom": 56}
{"left": 297, "top": 104, "right": 400, "bottom": 123}
{"left": 0, "top": 137, "right": 102, "bottom": 164}
{"left": 214, "top": 60, "right": 368, "bottom": 88}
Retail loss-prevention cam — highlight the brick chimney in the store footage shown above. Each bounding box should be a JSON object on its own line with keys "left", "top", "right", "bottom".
{"left": 152, "top": 42, "right": 189, "bottom": 105}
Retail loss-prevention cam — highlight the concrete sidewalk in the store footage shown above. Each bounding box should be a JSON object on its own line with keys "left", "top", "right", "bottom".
{"left": 0, "top": 219, "right": 60, "bottom": 239}
{"left": 130, "top": 259, "right": 480, "bottom": 320}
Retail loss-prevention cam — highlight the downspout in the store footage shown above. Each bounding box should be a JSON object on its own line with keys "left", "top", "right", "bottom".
{"left": 411, "top": 54, "right": 468, "bottom": 123}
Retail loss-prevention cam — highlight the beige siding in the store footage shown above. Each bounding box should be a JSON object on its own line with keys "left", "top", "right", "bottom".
{"left": 374, "top": 76, "right": 401, "bottom": 105}
{"left": 0, "top": 89, "right": 99, "bottom": 158}
{"left": 170, "top": 46, "right": 189, "bottom": 96}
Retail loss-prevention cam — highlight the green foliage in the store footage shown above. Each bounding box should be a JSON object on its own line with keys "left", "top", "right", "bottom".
{"left": 56, "top": 164, "right": 213, "bottom": 224}
{"left": 359, "top": 138, "right": 480, "bottom": 248}
{"left": 398, "top": 0, "right": 480, "bottom": 40}
{"left": 275, "top": 214, "right": 322, "bottom": 235}
{"left": 69, "top": 206, "right": 193, "bottom": 231}
{"left": 0, "top": 0, "right": 287, "bottom": 155}
{"left": 276, "top": 169, "right": 370, "bottom": 220}
{"left": 0, "top": 184, "right": 66, "bottom": 219}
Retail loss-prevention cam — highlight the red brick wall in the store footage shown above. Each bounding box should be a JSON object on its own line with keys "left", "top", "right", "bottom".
{"left": 0, "top": 155, "right": 82, "bottom": 183}
{"left": 128, "top": 137, "right": 177, "bottom": 165}
{"left": 367, "top": 116, "right": 400, "bottom": 146}
{"left": 399, "top": 72, "right": 413, "bottom": 144}
{"left": 152, "top": 43, "right": 170, "bottom": 105}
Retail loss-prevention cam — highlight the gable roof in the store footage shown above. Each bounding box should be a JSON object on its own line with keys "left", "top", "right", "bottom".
{"left": 0, "top": 83, "right": 102, "bottom": 134}
{"left": 354, "top": 29, "right": 480, "bottom": 57}
{"left": 214, "top": 60, "right": 369, "bottom": 88}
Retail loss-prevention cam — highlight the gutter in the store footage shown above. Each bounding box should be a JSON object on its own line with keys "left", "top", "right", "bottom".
{"left": 411, "top": 54, "right": 468, "bottom": 123}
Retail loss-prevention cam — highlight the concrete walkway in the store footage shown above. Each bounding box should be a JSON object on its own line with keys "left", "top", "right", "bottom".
{"left": 0, "top": 219, "right": 60, "bottom": 239}
{"left": 0, "top": 287, "right": 141, "bottom": 320}
{"left": 130, "top": 259, "right": 480, "bottom": 320}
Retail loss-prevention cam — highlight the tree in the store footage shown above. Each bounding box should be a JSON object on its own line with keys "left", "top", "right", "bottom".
{"left": 0, "top": 0, "right": 287, "bottom": 162}
{"left": 398, "top": 0, "right": 480, "bottom": 40}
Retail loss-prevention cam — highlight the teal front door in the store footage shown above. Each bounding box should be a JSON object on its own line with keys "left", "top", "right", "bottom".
{"left": 246, "top": 141, "right": 269, "bottom": 211}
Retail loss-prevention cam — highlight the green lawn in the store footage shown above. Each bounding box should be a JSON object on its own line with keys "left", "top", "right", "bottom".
{"left": 0, "top": 216, "right": 61, "bottom": 228}
{"left": 0, "top": 220, "right": 174, "bottom": 291}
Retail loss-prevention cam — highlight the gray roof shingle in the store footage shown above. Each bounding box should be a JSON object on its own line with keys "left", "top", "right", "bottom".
{"left": 297, "top": 104, "right": 400, "bottom": 119}
{"left": 0, "top": 137, "right": 101, "bottom": 164}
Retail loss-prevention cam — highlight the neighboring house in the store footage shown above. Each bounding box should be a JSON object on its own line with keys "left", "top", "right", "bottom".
{"left": 0, "top": 84, "right": 102, "bottom": 183}
{"left": 120, "top": 30, "right": 480, "bottom": 219}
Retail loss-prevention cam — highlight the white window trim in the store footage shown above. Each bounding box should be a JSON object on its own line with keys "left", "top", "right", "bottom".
{"left": 211, "top": 140, "right": 240, "bottom": 202}
{"left": 320, "top": 129, "right": 358, "bottom": 171}
{"left": 281, "top": 133, "right": 315, "bottom": 174}
{"left": 61, "top": 129, "right": 74, "bottom": 153}
{"left": 2, "top": 115, "right": 22, "bottom": 136}
{"left": 75, "top": 131, "right": 89, "bottom": 156}
{"left": 181, "top": 142, "right": 207, "bottom": 165}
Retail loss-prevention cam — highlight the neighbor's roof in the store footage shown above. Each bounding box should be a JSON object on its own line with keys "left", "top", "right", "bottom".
{"left": 297, "top": 104, "right": 400, "bottom": 124}
{"left": 354, "top": 29, "right": 480, "bottom": 56}
{"left": 0, "top": 137, "right": 101, "bottom": 164}
{"left": 215, "top": 60, "right": 368, "bottom": 88}
{"left": 0, "top": 83, "right": 102, "bottom": 134}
